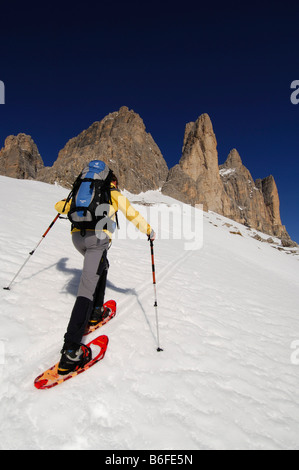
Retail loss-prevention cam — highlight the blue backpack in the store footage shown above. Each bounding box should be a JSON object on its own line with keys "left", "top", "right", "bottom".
{"left": 66, "top": 160, "right": 116, "bottom": 232}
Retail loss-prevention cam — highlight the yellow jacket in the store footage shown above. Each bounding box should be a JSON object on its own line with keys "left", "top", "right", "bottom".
{"left": 55, "top": 184, "right": 153, "bottom": 239}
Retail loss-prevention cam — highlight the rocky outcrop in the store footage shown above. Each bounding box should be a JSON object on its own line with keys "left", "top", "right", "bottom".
{"left": 38, "top": 106, "right": 169, "bottom": 193}
{"left": 0, "top": 133, "right": 44, "bottom": 179}
{"left": 162, "top": 114, "right": 231, "bottom": 213}
{"left": 219, "top": 149, "right": 289, "bottom": 239}
{"left": 162, "top": 115, "right": 290, "bottom": 240}
{"left": 0, "top": 108, "right": 292, "bottom": 242}
{"left": 255, "top": 175, "right": 283, "bottom": 231}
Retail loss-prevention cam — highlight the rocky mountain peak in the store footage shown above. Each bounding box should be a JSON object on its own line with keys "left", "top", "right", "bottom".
{"left": 0, "top": 133, "right": 44, "bottom": 179}
{"left": 222, "top": 148, "right": 243, "bottom": 169}
{"left": 0, "top": 109, "right": 293, "bottom": 243}
{"left": 180, "top": 113, "right": 218, "bottom": 181}
{"left": 162, "top": 113, "right": 231, "bottom": 214}
{"left": 219, "top": 150, "right": 289, "bottom": 239}
{"left": 38, "top": 106, "right": 169, "bottom": 193}
{"left": 163, "top": 112, "right": 290, "bottom": 240}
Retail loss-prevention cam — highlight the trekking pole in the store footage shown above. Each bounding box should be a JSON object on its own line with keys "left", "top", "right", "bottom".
{"left": 149, "top": 238, "right": 163, "bottom": 352}
{"left": 3, "top": 213, "right": 61, "bottom": 291}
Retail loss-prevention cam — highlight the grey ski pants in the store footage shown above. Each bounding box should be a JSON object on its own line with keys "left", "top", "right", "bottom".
{"left": 63, "top": 231, "right": 110, "bottom": 346}
{"left": 72, "top": 231, "right": 110, "bottom": 301}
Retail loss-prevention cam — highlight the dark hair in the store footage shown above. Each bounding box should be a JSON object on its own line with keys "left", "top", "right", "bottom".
{"left": 110, "top": 171, "right": 119, "bottom": 187}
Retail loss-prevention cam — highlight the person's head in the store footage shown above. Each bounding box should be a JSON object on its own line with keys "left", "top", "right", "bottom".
{"left": 110, "top": 171, "right": 119, "bottom": 188}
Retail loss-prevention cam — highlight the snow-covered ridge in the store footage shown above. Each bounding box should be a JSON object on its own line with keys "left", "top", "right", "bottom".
{"left": 0, "top": 175, "right": 299, "bottom": 450}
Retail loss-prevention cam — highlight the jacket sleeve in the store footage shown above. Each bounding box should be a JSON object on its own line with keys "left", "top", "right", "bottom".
{"left": 55, "top": 199, "right": 71, "bottom": 214}
{"left": 111, "top": 190, "right": 152, "bottom": 236}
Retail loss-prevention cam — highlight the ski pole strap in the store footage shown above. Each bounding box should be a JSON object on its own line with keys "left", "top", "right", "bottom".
{"left": 62, "top": 171, "right": 83, "bottom": 214}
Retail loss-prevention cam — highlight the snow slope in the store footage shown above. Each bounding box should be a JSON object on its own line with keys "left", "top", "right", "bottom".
{"left": 0, "top": 175, "right": 299, "bottom": 450}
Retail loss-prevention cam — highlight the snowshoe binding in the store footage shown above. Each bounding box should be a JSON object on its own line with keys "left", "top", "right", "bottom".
{"left": 58, "top": 343, "right": 92, "bottom": 376}
{"left": 89, "top": 305, "right": 112, "bottom": 327}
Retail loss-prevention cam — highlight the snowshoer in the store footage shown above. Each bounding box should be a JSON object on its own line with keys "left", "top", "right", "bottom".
{"left": 54, "top": 160, "right": 156, "bottom": 375}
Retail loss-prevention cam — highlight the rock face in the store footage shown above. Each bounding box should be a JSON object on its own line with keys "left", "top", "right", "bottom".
{"left": 38, "top": 106, "right": 169, "bottom": 193}
{"left": 162, "top": 115, "right": 289, "bottom": 240}
{"left": 255, "top": 175, "right": 283, "bottom": 232}
{"left": 0, "top": 108, "right": 292, "bottom": 241}
{"left": 219, "top": 149, "right": 289, "bottom": 239}
{"left": 162, "top": 113, "right": 231, "bottom": 213}
{"left": 0, "top": 133, "right": 44, "bottom": 179}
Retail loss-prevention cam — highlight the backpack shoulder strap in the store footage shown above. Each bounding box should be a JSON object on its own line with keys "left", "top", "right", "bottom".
{"left": 62, "top": 171, "right": 83, "bottom": 213}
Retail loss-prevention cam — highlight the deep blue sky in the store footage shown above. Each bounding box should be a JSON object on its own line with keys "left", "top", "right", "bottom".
{"left": 1, "top": 1, "right": 299, "bottom": 241}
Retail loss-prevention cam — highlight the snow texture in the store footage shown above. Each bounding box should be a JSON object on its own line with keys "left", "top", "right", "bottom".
{"left": 219, "top": 168, "right": 236, "bottom": 177}
{"left": 0, "top": 175, "right": 299, "bottom": 450}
